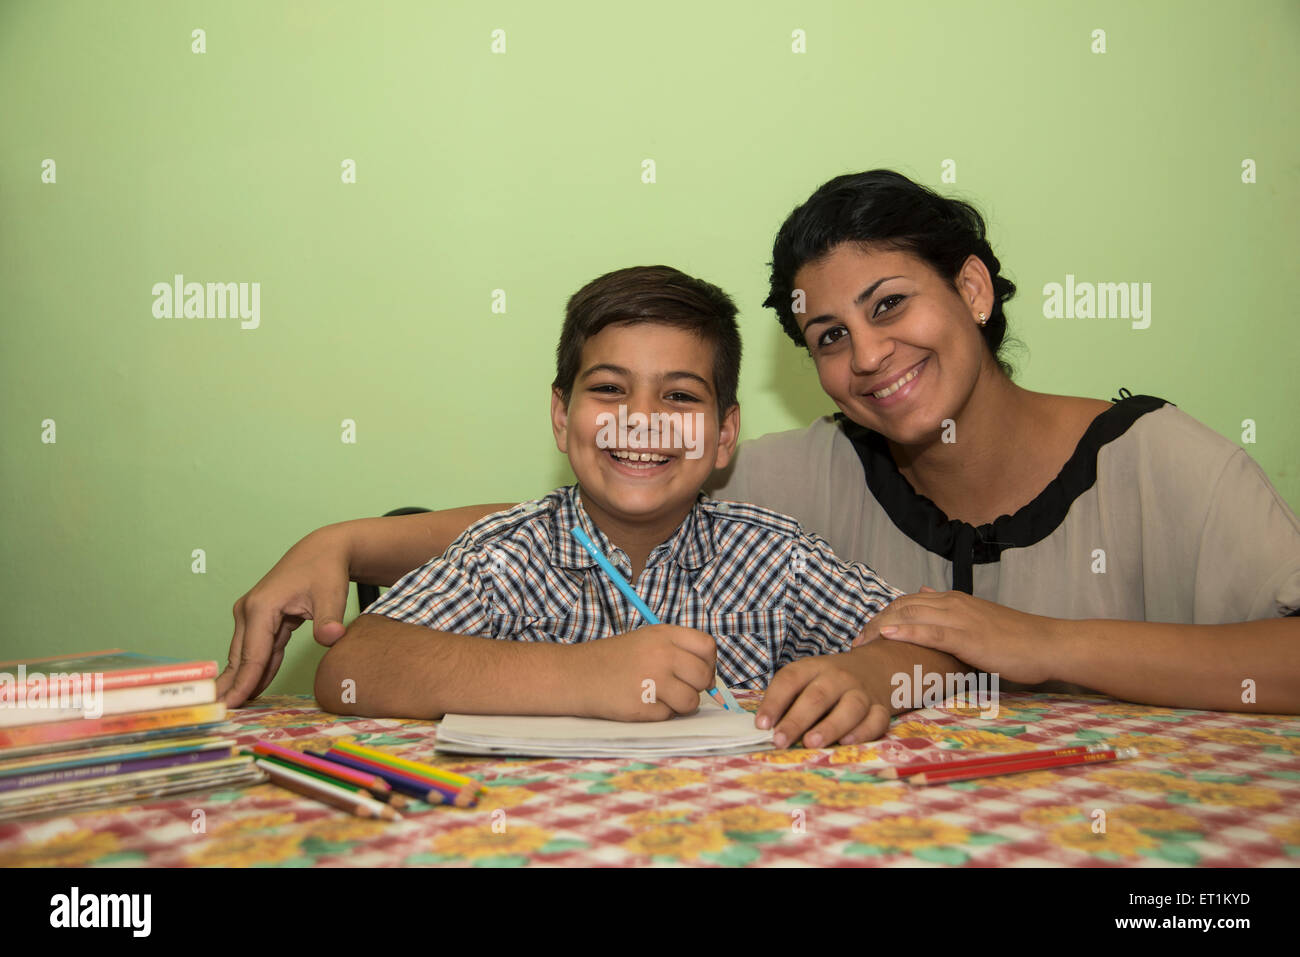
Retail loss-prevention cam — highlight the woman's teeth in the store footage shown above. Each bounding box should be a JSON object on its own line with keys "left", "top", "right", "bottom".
{"left": 873, "top": 364, "right": 922, "bottom": 398}
{"left": 609, "top": 449, "right": 670, "bottom": 468}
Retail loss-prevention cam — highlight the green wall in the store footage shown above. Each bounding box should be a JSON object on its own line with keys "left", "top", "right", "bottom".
{"left": 3, "top": 1, "right": 1297, "bottom": 695}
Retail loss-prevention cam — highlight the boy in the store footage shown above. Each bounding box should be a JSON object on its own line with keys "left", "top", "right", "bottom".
{"left": 316, "top": 265, "right": 901, "bottom": 747}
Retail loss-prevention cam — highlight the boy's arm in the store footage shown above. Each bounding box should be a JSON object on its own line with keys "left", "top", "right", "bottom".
{"left": 315, "top": 615, "right": 722, "bottom": 721}
{"left": 314, "top": 613, "right": 588, "bottom": 719}
{"left": 218, "top": 503, "right": 509, "bottom": 708}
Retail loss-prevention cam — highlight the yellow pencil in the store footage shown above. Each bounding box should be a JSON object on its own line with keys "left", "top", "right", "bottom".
{"left": 334, "top": 740, "right": 478, "bottom": 790}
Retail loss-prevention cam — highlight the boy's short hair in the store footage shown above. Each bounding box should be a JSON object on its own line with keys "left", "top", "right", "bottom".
{"left": 552, "top": 265, "right": 742, "bottom": 418}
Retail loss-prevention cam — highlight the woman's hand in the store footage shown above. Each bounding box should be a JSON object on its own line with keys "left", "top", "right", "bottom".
{"left": 854, "top": 587, "right": 1061, "bottom": 686}
{"left": 217, "top": 527, "right": 353, "bottom": 708}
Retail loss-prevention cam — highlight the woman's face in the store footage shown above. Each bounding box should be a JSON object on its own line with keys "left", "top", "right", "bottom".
{"left": 792, "top": 243, "right": 994, "bottom": 446}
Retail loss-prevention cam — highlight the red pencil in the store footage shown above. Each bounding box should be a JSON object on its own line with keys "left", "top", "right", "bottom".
{"left": 881, "top": 745, "right": 1107, "bottom": 779}
{"left": 252, "top": 740, "right": 392, "bottom": 793}
{"left": 906, "top": 747, "right": 1139, "bottom": 786}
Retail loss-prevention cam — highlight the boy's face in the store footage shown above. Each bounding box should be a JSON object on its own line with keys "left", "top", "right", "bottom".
{"left": 551, "top": 321, "right": 739, "bottom": 534}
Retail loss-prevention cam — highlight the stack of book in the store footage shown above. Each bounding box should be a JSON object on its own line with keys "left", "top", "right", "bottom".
{"left": 0, "top": 649, "right": 263, "bottom": 821}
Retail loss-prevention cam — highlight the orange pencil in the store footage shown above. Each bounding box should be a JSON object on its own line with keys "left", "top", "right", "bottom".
{"left": 255, "top": 758, "right": 402, "bottom": 820}
{"left": 253, "top": 739, "right": 393, "bottom": 793}
{"left": 906, "top": 747, "right": 1139, "bottom": 786}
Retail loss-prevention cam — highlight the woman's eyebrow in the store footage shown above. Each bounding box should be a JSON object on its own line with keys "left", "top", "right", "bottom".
{"left": 802, "top": 275, "right": 904, "bottom": 332}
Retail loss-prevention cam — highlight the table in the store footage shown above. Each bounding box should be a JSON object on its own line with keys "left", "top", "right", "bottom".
{"left": 2, "top": 692, "right": 1298, "bottom": 867}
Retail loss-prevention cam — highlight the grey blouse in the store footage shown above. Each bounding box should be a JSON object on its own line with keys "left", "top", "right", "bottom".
{"left": 707, "top": 395, "right": 1300, "bottom": 624}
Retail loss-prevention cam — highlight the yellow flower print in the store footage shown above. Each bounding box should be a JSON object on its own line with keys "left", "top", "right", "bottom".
{"left": 849, "top": 816, "right": 971, "bottom": 851}
{"left": 1049, "top": 821, "right": 1157, "bottom": 858}
{"left": 624, "top": 807, "right": 695, "bottom": 829}
{"left": 1104, "top": 734, "right": 1186, "bottom": 754}
{"left": 699, "top": 806, "right": 791, "bottom": 832}
{"left": 242, "top": 713, "right": 330, "bottom": 729}
{"left": 607, "top": 768, "right": 707, "bottom": 792}
{"left": 187, "top": 833, "right": 302, "bottom": 867}
{"left": 431, "top": 823, "right": 551, "bottom": 859}
{"left": 1086, "top": 769, "right": 1188, "bottom": 792}
{"left": 892, "top": 721, "right": 951, "bottom": 740}
{"left": 1020, "top": 805, "right": 1086, "bottom": 827}
{"left": 475, "top": 786, "right": 538, "bottom": 811}
{"left": 1181, "top": 781, "right": 1282, "bottom": 808}
{"left": 1164, "top": 751, "right": 1217, "bottom": 766}
{"left": 828, "top": 744, "right": 887, "bottom": 765}
{"left": 211, "top": 812, "right": 298, "bottom": 836}
{"left": 1109, "top": 805, "right": 1201, "bottom": 832}
{"left": 300, "top": 816, "right": 390, "bottom": 842}
{"left": 966, "top": 770, "right": 1062, "bottom": 790}
{"left": 1269, "top": 820, "right": 1300, "bottom": 845}
{"left": 0, "top": 829, "right": 121, "bottom": 867}
{"left": 737, "top": 771, "right": 834, "bottom": 795}
{"left": 935, "top": 731, "right": 1041, "bottom": 753}
{"left": 812, "top": 785, "right": 902, "bottom": 808}
{"left": 747, "top": 748, "right": 824, "bottom": 764}
{"left": 623, "top": 822, "right": 727, "bottom": 860}
{"left": 1190, "top": 728, "right": 1279, "bottom": 747}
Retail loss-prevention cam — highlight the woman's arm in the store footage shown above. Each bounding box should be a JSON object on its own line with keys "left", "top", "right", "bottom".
{"left": 864, "top": 591, "right": 1300, "bottom": 713}
{"left": 217, "top": 503, "right": 509, "bottom": 707}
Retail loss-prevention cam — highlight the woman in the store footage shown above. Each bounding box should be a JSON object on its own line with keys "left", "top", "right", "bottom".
{"left": 219, "top": 170, "right": 1300, "bottom": 737}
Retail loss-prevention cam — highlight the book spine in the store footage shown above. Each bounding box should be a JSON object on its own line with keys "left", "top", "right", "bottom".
{"left": 0, "top": 680, "right": 217, "bottom": 728}
{"left": 0, "top": 661, "right": 219, "bottom": 694}
{"left": 0, "top": 747, "right": 233, "bottom": 793}
{"left": 0, "top": 703, "right": 227, "bottom": 749}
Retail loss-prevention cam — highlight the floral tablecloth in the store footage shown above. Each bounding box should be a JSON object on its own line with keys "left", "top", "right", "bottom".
{"left": 3, "top": 692, "right": 1298, "bottom": 867}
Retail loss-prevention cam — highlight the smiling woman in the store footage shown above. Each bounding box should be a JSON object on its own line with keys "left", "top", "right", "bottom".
{"left": 707, "top": 169, "right": 1300, "bottom": 715}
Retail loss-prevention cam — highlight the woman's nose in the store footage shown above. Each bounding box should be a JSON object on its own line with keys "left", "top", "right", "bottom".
{"left": 849, "top": 329, "right": 893, "bottom": 376}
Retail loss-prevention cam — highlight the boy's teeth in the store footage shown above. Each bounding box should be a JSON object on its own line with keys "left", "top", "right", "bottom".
{"left": 610, "top": 449, "right": 669, "bottom": 464}
{"left": 873, "top": 365, "right": 921, "bottom": 398}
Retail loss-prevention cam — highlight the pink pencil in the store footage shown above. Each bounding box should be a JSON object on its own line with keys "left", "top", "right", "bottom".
{"left": 252, "top": 739, "right": 392, "bottom": 793}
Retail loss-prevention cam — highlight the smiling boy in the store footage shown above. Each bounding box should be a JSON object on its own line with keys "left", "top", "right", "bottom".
{"left": 315, "top": 265, "right": 903, "bottom": 744}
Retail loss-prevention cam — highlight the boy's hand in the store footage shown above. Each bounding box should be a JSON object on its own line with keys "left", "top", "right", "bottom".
{"left": 578, "top": 624, "right": 718, "bottom": 721}
{"left": 217, "top": 528, "right": 352, "bottom": 708}
{"left": 756, "top": 651, "right": 891, "bottom": 748}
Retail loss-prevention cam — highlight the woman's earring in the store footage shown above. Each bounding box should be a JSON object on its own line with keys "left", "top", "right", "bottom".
{"left": 977, "top": 312, "right": 988, "bottom": 326}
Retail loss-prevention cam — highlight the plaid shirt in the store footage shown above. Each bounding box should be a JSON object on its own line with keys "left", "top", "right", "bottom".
{"left": 365, "top": 485, "right": 902, "bottom": 690}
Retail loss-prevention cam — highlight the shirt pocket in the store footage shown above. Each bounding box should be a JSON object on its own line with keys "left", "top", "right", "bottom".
{"left": 705, "top": 608, "right": 782, "bottom": 690}
{"left": 487, "top": 612, "right": 589, "bottom": 645}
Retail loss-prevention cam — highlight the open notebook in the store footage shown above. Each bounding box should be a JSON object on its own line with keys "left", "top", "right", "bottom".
{"left": 436, "top": 692, "right": 775, "bottom": 758}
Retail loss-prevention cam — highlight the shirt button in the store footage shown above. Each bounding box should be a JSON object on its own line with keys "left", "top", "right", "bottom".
{"left": 715, "top": 502, "right": 730, "bottom": 512}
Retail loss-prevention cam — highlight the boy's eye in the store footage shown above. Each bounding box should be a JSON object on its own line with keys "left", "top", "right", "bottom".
{"left": 665, "top": 391, "right": 699, "bottom": 403}
{"left": 590, "top": 384, "right": 621, "bottom": 394}
{"left": 873, "top": 293, "right": 905, "bottom": 318}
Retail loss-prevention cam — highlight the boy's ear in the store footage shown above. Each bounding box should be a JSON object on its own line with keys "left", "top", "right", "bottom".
{"left": 712, "top": 404, "right": 740, "bottom": 470}
{"left": 550, "top": 388, "right": 570, "bottom": 454}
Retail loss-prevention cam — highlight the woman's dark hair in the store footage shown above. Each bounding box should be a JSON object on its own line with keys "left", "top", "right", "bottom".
{"left": 763, "top": 170, "right": 1018, "bottom": 376}
{"left": 553, "top": 265, "right": 741, "bottom": 419}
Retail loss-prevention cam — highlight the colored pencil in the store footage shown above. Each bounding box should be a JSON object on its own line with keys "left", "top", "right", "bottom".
{"left": 248, "top": 751, "right": 407, "bottom": 808}
{"left": 312, "top": 749, "right": 476, "bottom": 807}
{"left": 252, "top": 739, "right": 392, "bottom": 792}
{"left": 880, "top": 745, "right": 1110, "bottom": 779}
{"left": 569, "top": 524, "right": 741, "bottom": 713}
{"left": 906, "top": 747, "right": 1139, "bottom": 786}
{"left": 254, "top": 758, "right": 401, "bottom": 820}
{"left": 331, "top": 739, "right": 478, "bottom": 789}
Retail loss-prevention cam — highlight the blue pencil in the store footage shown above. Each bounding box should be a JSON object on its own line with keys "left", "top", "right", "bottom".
{"left": 569, "top": 524, "right": 740, "bottom": 712}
